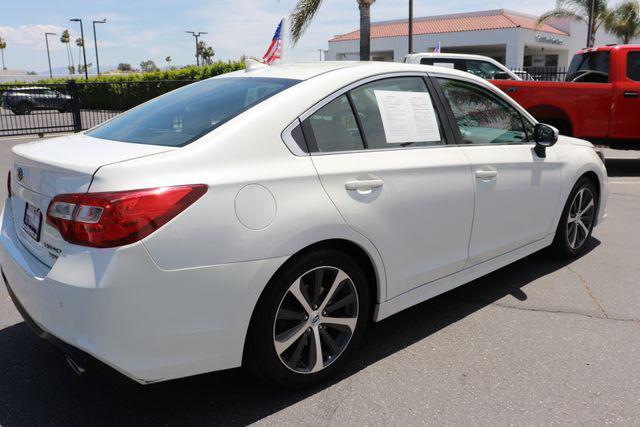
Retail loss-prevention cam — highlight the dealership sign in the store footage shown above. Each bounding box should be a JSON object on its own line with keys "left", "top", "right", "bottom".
{"left": 535, "top": 34, "right": 564, "bottom": 45}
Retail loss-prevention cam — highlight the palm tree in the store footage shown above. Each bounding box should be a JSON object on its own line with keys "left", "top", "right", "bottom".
{"left": 537, "top": 0, "right": 610, "bottom": 47}
{"left": 75, "top": 37, "right": 84, "bottom": 74}
{"left": 60, "top": 30, "right": 75, "bottom": 75}
{"left": 165, "top": 56, "right": 172, "bottom": 68}
{"left": 290, "top": 0, "right": 376, "bottom": 60}
{"left": 0, "top": 37, "right": 6, "bottom": 70}
{"left": 197, "top": 41, "right": 215, "bottom": 65}
{"left": 604, "top": 0, "right": 640, "bottom": 43}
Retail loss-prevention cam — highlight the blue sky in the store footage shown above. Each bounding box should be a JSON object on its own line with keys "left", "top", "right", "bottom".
{"left": 0, "top": 0, "right": 558, "bottom": 72}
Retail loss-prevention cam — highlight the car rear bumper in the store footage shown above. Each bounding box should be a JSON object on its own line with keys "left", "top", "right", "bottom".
{"left": 0, "top": 199, "right": 288, "bottom": 384}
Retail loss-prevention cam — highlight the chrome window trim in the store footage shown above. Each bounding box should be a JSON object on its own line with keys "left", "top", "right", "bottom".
{"left": 281, "top": 118, "right": 309, "bottom": 156}
{"left": 299, "top": 71, "right": 431, "bottom": 122}
{"left": 292, "top": 71, "right": 453, "bottom": 156}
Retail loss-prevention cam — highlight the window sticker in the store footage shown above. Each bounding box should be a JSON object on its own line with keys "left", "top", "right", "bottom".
{"left": 433, "top": 62, "right": 455, "bottom": 69}
{"left": 373, "top": 90, "right": 441, "bottom": 144}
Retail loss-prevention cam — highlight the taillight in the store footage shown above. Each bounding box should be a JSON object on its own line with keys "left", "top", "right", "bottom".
{"left": 6, "top": 170, "right": 10, "bottom": 198}
{"left": 46, "top": 184, "right": 207, "bottom": 248}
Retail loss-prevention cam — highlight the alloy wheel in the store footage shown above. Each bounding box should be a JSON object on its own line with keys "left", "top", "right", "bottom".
{"left": 566, "top": 187, "right": 595, "bottom": 250}
{"left": 273, "top": 266, "right": 359, "bottom": 374}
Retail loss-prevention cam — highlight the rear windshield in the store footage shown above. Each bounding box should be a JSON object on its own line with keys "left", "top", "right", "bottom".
{"left": 566, "top": 51, "right": 610, "bottom": 82}
{"left": 87, "top": 77, "right": 300, "bottom": 147}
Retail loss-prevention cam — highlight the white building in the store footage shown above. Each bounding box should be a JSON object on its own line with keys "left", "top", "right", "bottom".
{"left": 325, "top": 9, "right": 640, "bottom": 69}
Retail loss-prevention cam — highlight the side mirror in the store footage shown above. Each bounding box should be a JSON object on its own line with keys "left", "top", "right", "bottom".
{"left": 533, "top": 123, "right": 558, "bottom": 158}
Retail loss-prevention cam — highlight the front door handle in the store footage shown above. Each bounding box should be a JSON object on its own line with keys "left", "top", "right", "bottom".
{"left": 475, "top": 169, "right": 498, "bottom": 180}
{"left": 345, "top": 178, "right": 384, "bottom": 191}
{"left": 624, "top": 91, "right": 639, "bottom": 98}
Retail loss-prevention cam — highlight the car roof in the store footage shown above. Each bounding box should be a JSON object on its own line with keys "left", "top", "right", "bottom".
{"left": 222, "top": 60, "right": 483, "bottom": 82}
{"left": 577, "top": 44, "right": 640, "bottom": 54}
{"left": 406, "top": 52, "right": 496, "bottom": 61}
{"left": 6, "top": 86, "right": 50, "bottom": 91}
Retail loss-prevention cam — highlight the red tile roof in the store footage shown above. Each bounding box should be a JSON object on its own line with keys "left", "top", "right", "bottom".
{"left": 329, "top": 11, "right": 567, "bottom": 42}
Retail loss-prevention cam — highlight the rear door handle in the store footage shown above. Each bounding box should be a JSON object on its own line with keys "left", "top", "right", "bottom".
{"left": 345, "top": 178, "right": 384, "bottom": 191}
{"left": 624, "top": 91, "right": 638, "bottom": 98}
{"left": 474, "top": 169, "right": 498, "bottom": 180}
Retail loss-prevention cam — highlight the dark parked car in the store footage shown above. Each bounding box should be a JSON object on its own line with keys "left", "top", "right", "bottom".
{"left": 1, "top": 87, "right": 72, "bottom": 115}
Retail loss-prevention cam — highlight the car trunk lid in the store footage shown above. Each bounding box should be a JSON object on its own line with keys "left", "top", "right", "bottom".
{"left": 8, "top": 133, "right": 174, "bottom": 267}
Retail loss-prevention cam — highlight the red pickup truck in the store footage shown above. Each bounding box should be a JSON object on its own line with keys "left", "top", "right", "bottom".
{"left": 491, "top": 45, "right": 640, "bottom": 143}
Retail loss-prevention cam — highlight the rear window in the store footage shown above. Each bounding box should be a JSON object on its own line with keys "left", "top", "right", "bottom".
{"left": 87, "top": 77, "right": 299, "bottom": 147}
{"left": 566, "top": 51, "right": 610, "bottom": 82}
{"left": 628, "top": 52, "right": 640, "bottom": 81}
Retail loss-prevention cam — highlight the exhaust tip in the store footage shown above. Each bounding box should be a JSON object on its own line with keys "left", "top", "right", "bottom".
{"left": 65, "top": 354, "right": 87, "bottom": 375}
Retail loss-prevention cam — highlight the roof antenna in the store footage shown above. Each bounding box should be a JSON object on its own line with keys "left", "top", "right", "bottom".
{"left": 245, "top": 59, "right": 268, "bottom": 72}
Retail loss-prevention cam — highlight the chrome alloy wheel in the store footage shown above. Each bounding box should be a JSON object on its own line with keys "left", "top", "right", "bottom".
{"left": 273, "top": 266, "right": 359, "bottom": 374}
{"left": 567, "top": 187, "right": 595, "bottom": 250}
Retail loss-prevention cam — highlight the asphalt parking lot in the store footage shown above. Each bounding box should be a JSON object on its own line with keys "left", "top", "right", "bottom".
{"left": 0, "top": 136, "right": 639, "bottom": 426}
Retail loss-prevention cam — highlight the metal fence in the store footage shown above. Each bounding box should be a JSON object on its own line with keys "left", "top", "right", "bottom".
{"left": 510, "top": 67, "right": 569, "bottom": 82}
{"left": 0, "top": 80, "right": 195, "bottom": 138}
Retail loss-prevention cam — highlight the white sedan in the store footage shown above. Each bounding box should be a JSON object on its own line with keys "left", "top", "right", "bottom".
{"left": 0, "top": 61, "right": 607, "bottom": 388}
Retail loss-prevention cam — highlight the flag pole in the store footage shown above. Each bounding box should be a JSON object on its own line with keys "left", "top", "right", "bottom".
{"left": 280, "top": 15, "right": 287, "bottom": 63}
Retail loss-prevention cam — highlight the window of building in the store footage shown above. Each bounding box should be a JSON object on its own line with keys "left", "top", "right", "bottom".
{"left": 437, "top": 78, "right": 529, "bottom": 145}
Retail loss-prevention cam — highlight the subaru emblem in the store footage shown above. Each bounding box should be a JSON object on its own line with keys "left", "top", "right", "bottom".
{"left": 16, "top": 167, "right": 24, "bottom": 182}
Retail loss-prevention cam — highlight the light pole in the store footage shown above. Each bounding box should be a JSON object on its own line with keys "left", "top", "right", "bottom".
{"left": 70, "top": 18, "right": 89, "bottom": 79}
{"left": 408, "top": 0, "right": 414, "bottom": 54}
{"left": 45, "top": 32, "right": 56, "bottom": 78}
{"left": 92, "top": 19, "right": 106, "bottom": 75}
{"left": 185, "top": 31, "right": 207, "bottom": 66}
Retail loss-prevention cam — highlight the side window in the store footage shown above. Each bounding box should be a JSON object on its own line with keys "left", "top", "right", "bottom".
{"left": 349, "top": 77, "right": 446, "bottom": 149}
{"left": 465, "top": 60, "right": 504, "bottom": 79}
{"left": 437, "top": 78, "right": 528, "bottom": 145}
{"left": 304, "top": 95, "right": 365, "bottom": 153}
{"left": 628, "top": 52, "right": 640, "bottom": 81}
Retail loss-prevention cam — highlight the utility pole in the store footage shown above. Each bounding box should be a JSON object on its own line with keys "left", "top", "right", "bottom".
{"left": 70, "top": 18, "right": 89, "bottom": 78}
{"left": 408, "top": 0, "right": 414, "bottom": 54}
{"left": 185, "top": 31, "right": 208, "bottom": 66}
{"left": 45, "top": 32, "right": 56, "bottom": 78}
{"left": 92, "top": 19, "right": 106, "bottom": 75}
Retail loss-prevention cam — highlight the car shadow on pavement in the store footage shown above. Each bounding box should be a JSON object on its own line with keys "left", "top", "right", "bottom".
{"left": 605, "top": 158, "right": 640, "bottom": 177}
{"left": 0, "top": 239, "right": 600, "bottom": 426}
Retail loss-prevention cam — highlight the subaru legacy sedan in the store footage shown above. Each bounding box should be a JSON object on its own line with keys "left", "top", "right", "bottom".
{"left": 1, "top": 61, "right": 607, "bottom": 388}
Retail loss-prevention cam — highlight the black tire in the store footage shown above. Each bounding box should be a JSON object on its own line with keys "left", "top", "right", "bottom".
{"left": 245, "top": 248, "right": 371, "bottom": 389}
{"left": 18, "top": 102, "right": 32, "bottom": 115}
{"left": 551, "top": 177, "right": 598, "bottom": 257}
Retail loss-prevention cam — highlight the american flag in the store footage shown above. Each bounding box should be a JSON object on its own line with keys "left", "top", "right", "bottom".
{"left": 263, "top": 18, "right": 284, "bottom": 65}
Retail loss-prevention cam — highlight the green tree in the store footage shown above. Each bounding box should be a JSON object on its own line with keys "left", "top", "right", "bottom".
{"left": 290, "top": 0, "right": 376, "bottom": 60}
{"left": 60, "top": 30, "right": 75, "bottom": 74}
{"left": 604, "top": 0, "right": 640, "bottom": 43}
{"left": 79, "top": 62, "right": 92, "bottom": 74}
{"left": 117, "top": 63, "right": 132, "bottom": 72}
{"left": 0, "top": 37, "right": 6, "bottom": 70}
{"left": 537, "top": 0, "right": 610, "bottom": 47}
{"left": 75, "top": 37, "right": 84, "bottom": 74}
{"left": 140, "top": 59, "right": 159, "bottom": 72}
{"left": 165, "top": 55, "right": 172, "bottom": 68}
{"left": 197, "top": 41, "right": 215, "bottom": 65}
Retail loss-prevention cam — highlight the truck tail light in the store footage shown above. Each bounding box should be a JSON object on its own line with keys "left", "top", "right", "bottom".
{"left": 46, "top": 184, "right": 207, "bottom": 248}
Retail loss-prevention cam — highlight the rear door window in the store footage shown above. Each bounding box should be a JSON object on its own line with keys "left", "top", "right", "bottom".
{"left": 566, "top": 51, "right": 610, "bottom": 82}
{"left": 349, "top": 77, "right": 446, "bottom": 149}
{"left": 304, "top": 95, "right": 365, "bottom": 153}
{"left": 87, "top": 77, "right": 299, "bottom": 147}
{"left": 465, "top": 60, "right": 504, "bottom": 79}
{"left": 627, "top": 52, "right": 640, "bottom": 81}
